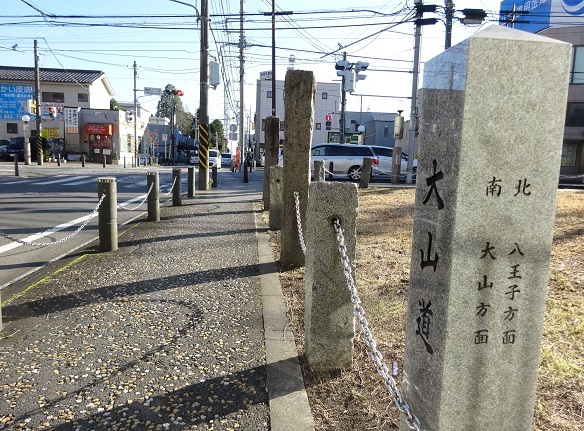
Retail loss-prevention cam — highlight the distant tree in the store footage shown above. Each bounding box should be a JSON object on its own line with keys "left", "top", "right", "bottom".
{"left": 209, "top": 119, "right": 226, "bottom": 151}
{"left": 110, "top": 98, "right": 120, "bottom": 110}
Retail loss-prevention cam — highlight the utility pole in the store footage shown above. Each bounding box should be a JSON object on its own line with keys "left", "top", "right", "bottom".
{"left": 445, "top": 0, "right": 454, "bottom": 49}
{"left": 406, "top": 1, "right": 423, "bottom": 184}
{"left": 34, "top": 39, "right": 42, "bottom": 166}
{"left": 271, "top": 0, "right": 276, "bottom": 116}
{"left": 340, "top": 51, "right": 347, "bottom": 144}
{"left": 199, "top": 0, "right": 210, "bottom": 190}
{"left": 133, "top": 61, "right": 138, "bottom": 162}
{"left": 239, "top": 0, "right": 245, "bottom": 168}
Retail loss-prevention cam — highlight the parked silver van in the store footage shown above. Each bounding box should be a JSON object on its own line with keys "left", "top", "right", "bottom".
{"left": 310, "top": 143, "right": 379, "bottom": 181}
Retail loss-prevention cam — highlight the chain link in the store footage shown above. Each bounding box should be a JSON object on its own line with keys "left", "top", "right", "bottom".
{"left": 0, "top": 194, "right": 106, "bottom": 248}
{"left": 117, "top": 183, "right": 154, "bottom": 211}
{"left": 293, "top": 191, "right": 307, "bottom": 255}
{"left": 332, "top": 218, "right": 426, "bottom": 431}
{"left": 160, "top": 176, "right": 178, "bottom": 196}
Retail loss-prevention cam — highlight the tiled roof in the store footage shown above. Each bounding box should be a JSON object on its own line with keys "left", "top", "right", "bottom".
{"left": 0, "top": 66, "right": 105, "bottom": 84}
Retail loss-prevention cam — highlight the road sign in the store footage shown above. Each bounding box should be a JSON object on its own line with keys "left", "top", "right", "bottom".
{"left": 229, "top": 124, "right": 237, "bottom": 132}
{"left": 162, "top": 134, "right": 168, "bottom": 142}
{"left": 144, "top": 87, "right": 162, "bottom": 96}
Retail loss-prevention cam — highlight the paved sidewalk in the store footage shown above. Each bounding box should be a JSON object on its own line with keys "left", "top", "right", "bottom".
{"left": 0, "top": 169, "right": 314, "bottom": 431}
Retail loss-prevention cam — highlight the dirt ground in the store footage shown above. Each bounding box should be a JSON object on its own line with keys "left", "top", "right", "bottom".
{"left": 267, "top": 188, "right": 583, "bottom": 431}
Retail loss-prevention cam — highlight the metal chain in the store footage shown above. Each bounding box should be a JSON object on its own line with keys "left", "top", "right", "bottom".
{"left": 0, "top": 194, "right": 106, "bottom": 248}
{"left": 118, "top": 183, "right": 154, "bottom": 211}
{"left": 160, "top": 176, "right": 177, "bottom": 196}
{"left": 293, "top": 191, "right": 307, "bottom": 255}
{"left": 333, "top": 218, "right": 426, "bottom": 431}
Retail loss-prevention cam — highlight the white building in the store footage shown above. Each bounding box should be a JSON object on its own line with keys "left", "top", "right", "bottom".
{"left": 254, "top": 72, "right": 342, "bottom": 151}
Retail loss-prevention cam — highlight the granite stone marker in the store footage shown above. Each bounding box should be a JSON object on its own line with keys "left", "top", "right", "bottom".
{"left": 304, "top": 181, "right": 358, "bottom": 370}
{"left": 313, "top": 160, "right": 325, "bottom": 182}
{"left": 280, "top": 70, "right": 316, "bottom": 267}
{"left": 269, "top": 165, "right": 283, "bottom": 230}
{"left": 400, "top": 26, "right": 571, "bottom": 431}
{"left": 263, "top": 116, "right": 280, "bottom": 209}
{"left": 359, "top": 157, "right": 372, "bottom": 189}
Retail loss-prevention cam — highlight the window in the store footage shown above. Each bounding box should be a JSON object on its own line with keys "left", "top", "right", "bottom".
{"left": 325, "top": 121, "right": 331, "bottom": 130}
{"left": 571, "top": 46, "right": 584, "bottom": 84}
{"left": 267, "top": 91, "right": 272, "bottom": 98}
{"left": 280, "top": 121, "right": 284, "bottom": 130}
{"left": 566, "top": 102, "right": 584, "bottom": 127}
{"left": 316, "top": 123, "right": 321, "bottom": 130}
{"left": 127, "top": 134, "right": 132, "bottom": 152}
{"left": 561, "top": 143, "right": 577, "bottom": 167}
{"left": 322, "top": 92, "right": 328, "bottom": 99}
{"left": 78, "top": 93, "right": 89, "bottom": 102}
{"left": 42, "top": 92, "right": 64, "bottom": 103}
{"left": 7, "top": 123, "right": 18, "bottom": 133}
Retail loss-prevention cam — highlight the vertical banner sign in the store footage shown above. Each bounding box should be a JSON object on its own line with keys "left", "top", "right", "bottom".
{"left": 64, "top": 107, "right": 80, "bottom": 134}
{"left": 199, "top": 123, "right": 209, "bottom": 170}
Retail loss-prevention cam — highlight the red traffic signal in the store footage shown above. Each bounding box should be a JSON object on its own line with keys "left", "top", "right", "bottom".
{"left": 325, "top": 114, "right": 332, "bottom": 121}
{"left": 172, "top": 89, "right": 184, "bottom": 96}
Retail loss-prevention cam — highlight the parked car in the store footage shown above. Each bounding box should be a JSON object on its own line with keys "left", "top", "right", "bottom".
{"left": 0, "top": 139, "right": 9, "bottom": 158}
{"left": 259, "top": 147, "right": 284, "bottom": 167}
{"left": 310, "top": 143, "right": 379, "bottom": 181}
{"left": 369, "top": 145, "right": 418, "bottom": 179}
{"left": 2, "top": 137, "right": 43, "bottom": 161}
{"left": 221, "top": 152, "right": 233, "bottom": 166}
{"left": 208, "top": 149, "right": 221, "bottom": 169}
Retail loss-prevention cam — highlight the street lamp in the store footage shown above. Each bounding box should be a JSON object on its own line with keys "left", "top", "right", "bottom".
{"left": 22, "top": 115, "right": 31, "bottom": 165}
{"left": 358, "top": 124, "right": 365, "bottom": 145}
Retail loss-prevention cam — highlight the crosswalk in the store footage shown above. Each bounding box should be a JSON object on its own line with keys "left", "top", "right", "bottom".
{"left": 0, "top": 174, "right": 173, "bottom": 189}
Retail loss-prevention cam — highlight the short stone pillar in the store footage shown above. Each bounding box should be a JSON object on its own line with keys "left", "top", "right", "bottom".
{"left": 400, "top": 26, "right": 572, "bottom": 431}
{"left": 243, "top": 161, "right": 249, "bottom": 183}
{"left": 263, "top": 116, "right": 280, "bottom": 209}
{"left": 359, "top": 158, "right": 372, "bottom": 189}
{"left": 13, "top": 155, "right": 19, "bottom": 176}
{"left": 147, "top": 171, "right": 160, "bottom": 222}
{"left": 269, "top": 165, "right": 283, "bottom": 230}
{"left": 81, "top": 154, "right": 86, "bottom": 167}
{"left": 212, "top": 165, "right": 218, "bottom": 188}
{"left": 98, "top": 177, "right": 118, "bottom": 252}
{"left": 313, "top": 160, "right": 325, "bottom": 182}
{"left": 392, "top": 146, "right": 402, "bottom": 184}
{"left": 280, "top": 70, "right": 316, "bottom": 267}
{"left": 304, "top": 181, "right": 358, "bottom": 370}
{"left": 172, "top": 168, "right": 182, "bottom": 206}
{"left": 188, "top": 166, "right": 195, "bottom": 198}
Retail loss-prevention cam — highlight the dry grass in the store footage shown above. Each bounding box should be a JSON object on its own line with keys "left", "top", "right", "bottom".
{"left": 267, "top": 188, "right": 584, "bottom": 431}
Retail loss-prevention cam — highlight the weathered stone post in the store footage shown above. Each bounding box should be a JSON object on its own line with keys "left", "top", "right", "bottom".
{"left": 400, "top": 26, "right": 571, "bottom": 431}
{"left": 147, "top": 171, "right": 160, "bottom": 222}
{"left": 263, "top": 116, "right": 280, "bottom": 209}
{"left": 212, "top": 165, "right": 218, "bottom": 188}
{"left": 269, "top": 165, "right": 283, "bottom": 230}
{"left": 280, "top": 70, "right": 316, "bottom": 267}
{"left": 313, "top": 160, "right": 325, "bottom": 182}
{"left": 359, "top": 158, "right": 372, "bottom": 189}
{"left": 98, "top": 178, "right": 118, "bottom": 252}
{"left": 188, "top": 166, "right": 195, "bottom": 198}
{"left": 304, "top": 182, "right": 358, "bottom": 370}
{"left": 392, "top": 146, "right": 402, "bottom": 184}
{"left": 172, "top": 168, "right": 182, "bottom": 206}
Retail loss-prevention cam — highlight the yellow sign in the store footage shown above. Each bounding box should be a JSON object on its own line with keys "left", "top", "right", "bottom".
{"left": 41, "top": 128, "right": 61, "bottom": 138}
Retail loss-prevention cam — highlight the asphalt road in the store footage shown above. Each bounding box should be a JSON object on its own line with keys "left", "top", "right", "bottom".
{"left": 0, "top": 162, "right": 214, "bottom": 290}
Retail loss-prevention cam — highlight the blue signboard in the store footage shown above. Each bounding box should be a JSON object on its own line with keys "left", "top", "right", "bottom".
{"left": 500, "top": 0, "right": 584, "bottom": 33}
{"left": 0, "top": 83, "right": 36, "bottom": 121}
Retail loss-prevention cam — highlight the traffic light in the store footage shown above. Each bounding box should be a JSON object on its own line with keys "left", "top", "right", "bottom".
{"left": 172, "top": 89, "right": 184, "bottom": 96}
{"left": 196, "top": 108, "right": 200, "bottom": 125}
{"left": 126, "top": 110, "right": 134, "bottom": 122}
{"left": 335, "top": 60, "right": 350, "bottom": 70}
{"left": 48, "top": 106, "right": 57, "bottom": 118}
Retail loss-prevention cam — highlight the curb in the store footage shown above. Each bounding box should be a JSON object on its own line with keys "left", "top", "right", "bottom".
{"left": 254, "top": 205, "right": 315, "bottom": 431}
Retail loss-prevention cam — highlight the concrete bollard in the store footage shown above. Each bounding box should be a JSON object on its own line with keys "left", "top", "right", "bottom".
{"left": 81, "top": 154, "right": 86, "bottom": 167}
{"left": 212, "top": 165, "right": 218, "bottom": 188}
{"left": 269, "top": 165, "right": 283, "bottom": 230}
{"left": 172, "top": 168, "right": 182, "bottom": 206}
{"left": 359, "top": 157, "right": 372, "bottom": 189}
{"left": 392, "top": 146, "right": 402, "bottom": 184}
{"left": 147, "top": 172, "right": 160, "bottom": 222}
{"left": 304, "top": 181, "right": 358, "bottom": 371}
{"left": 14, "top": 154, "right": 19, "bottom": 176}
{"left": 328, "top": 161, "right": 334, "bottom": 181}
{"left": 57, "top": 155, "right": 61, "bottom": 167}
{"left": 188, "top": 166, "right": 195, "bottom": 198}
{"left": 243, "top": 161, "right": 249, "bottom": 183}
{"left": 102, "top": 154, "right": 106, "bottom": 168}
{"left": 98, "top": 178, "right": 118, "bottom": 252}
{"left": 314, "top": 160, "right": 325, "bottom": 182}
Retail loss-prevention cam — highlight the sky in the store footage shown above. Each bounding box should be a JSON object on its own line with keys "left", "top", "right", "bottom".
{"left": 0, "top": 0, "right": 505, "bottom": 126}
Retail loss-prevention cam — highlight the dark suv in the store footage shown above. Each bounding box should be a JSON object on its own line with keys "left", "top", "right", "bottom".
{"left": 3, "top": 137, "right": 46, "bottom": 161}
